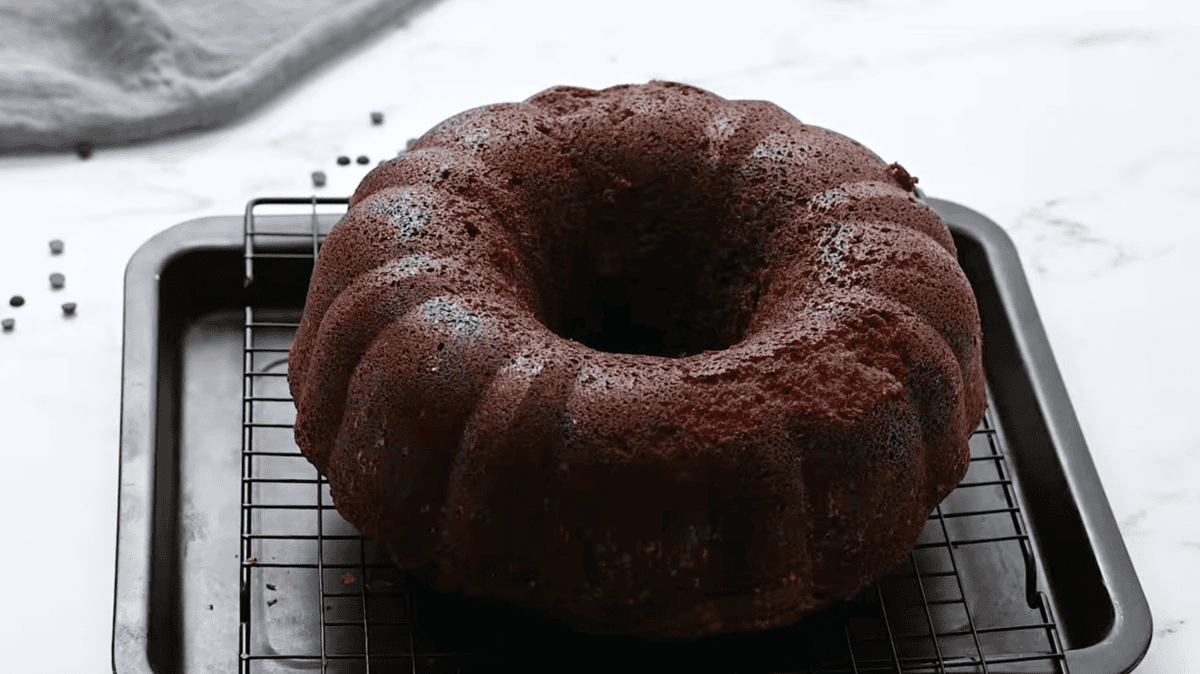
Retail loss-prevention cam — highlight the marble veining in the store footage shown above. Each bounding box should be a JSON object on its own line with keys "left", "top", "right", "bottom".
{"left": 1011, "top": 198, "right": 1176, "bottom": 280}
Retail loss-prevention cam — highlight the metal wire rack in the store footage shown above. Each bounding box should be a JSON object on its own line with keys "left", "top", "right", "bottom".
{"left": 237, "top": 197, "right": 1071, "bottom": 673}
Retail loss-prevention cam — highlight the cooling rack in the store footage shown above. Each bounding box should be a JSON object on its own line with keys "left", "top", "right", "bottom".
{"left": 236, "top": 197, "right": 1063, "bottom": 673}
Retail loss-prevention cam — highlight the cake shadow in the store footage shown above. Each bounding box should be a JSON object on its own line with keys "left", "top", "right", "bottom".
{"left": 402, "top": 572, "right": 881, "bottom": 672}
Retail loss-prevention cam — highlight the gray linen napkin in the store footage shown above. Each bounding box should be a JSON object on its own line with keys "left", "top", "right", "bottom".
{"left": 0, "top": 0, "right": 425, "bottom": 153}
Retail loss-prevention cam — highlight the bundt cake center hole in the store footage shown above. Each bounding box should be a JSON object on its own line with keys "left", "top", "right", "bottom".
{"left": 547, "top": 182, "right": 766, "bottom": 358}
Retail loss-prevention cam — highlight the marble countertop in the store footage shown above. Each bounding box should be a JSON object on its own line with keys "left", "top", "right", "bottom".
{"left": 1, "top": 0, "right": 1196, "bottom": 671}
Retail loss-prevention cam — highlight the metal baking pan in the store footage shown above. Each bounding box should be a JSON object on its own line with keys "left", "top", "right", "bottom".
{"left": 114, "top": 196, "right": 1152, "bottom": 673}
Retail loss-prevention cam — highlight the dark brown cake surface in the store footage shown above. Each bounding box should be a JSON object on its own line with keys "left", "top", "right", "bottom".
{"left": 288, "top": 80, "right": 987, "bottom": 639}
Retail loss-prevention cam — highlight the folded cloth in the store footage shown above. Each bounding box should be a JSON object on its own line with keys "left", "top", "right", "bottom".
{"left": 0, "top": 0, "right": 423, "bottom": 153}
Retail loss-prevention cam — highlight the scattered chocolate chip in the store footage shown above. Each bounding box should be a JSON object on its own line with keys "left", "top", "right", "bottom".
{"left": 266, "top": 584, "right": 276, "bottom": 591}
{"left": 370, "top": 111, "right": 384, "bottom": 125}
{"left": 50, "top": 273, "right": 65, "bottom": 289}
{"left": 311, "top": 171, "right": 326, "bottom": 187}
{"left": 356, "top": 155, "right": 369, "bottom": 165}
{"left": 1, "top": 318, "right": 13, "bottom": 331}
{"left": 9, "top": 295, "right": 23, "bottom": 307}
{"left": 62, "top": 302, "right": 77, "bottom": 315}
{"left": 50, "top": 239, "right": 64, "bottom": 254}
{"left": 336, "top": 156, "right": 350, "bottom": 166}
{"left": 267, "top": 598, "right": 278, "bottom": 607}
{"left": 207, "top": 605, "right": 213, "bottom": 610}
{"left": 75, "top": 140, "right": 94, "bottom": 159}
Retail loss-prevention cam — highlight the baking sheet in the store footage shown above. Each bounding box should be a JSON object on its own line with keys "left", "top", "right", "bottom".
{"left": 113, "top": 196, "right": 1152, "bottom": 673}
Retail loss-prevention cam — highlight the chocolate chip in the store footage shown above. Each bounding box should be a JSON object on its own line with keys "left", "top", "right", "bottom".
{"left": 337, "top": 156, "right": 350, "bottom": 166}
{"left": 9, "top": 295, "right": 23, "bottom": 307}
{"left": 1, "top": 318, "right": 13, "bottom": 331}
{"left": 50, "top": 273, "right": 65, "bottom": 289}
{"left": 266, "top": 584, "right": 276, "bottom": 591}
{"left": 356, "top": 155, "right": 369, "bottom": 165}
{"left": 311, "top": 171, "right": 326, "bottom": 187}
{"left": 49, "top": 239, "right": 64, "bottom": 254}
{"left": 62, "top": 302, "right": 77, "bottom": 315}
{"left": 370, "top": 111, "right": 384, "bottom": 125}
{"left": 75, "top": 141, "right": 94, "bottom": 159}
{"left": 267, "top": 598, "right": 278, "bottom": 607}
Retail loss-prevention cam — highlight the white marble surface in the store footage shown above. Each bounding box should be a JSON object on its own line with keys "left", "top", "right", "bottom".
{"left": 1, "top": 0, "right": 1197, "bottom": 671}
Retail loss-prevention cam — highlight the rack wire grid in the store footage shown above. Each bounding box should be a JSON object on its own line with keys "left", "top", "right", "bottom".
{"left": 238, "top": 197, "right": 1071, "bottom": 673}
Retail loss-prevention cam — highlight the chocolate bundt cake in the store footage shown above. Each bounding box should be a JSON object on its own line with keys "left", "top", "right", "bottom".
{"left": 287, "top": 80, "right": 987, "bottom": 639}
